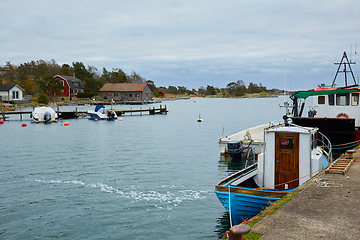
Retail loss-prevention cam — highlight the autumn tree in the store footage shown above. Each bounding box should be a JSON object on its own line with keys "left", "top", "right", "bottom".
{"left": 205, "top": 85, "right": 216, "bottom": 95}
{"left": 127, "top": 71, "right": 145, "bottom": 83}
{"left": 146, "top": 80, "right": 159, "bottom": 97}
{"left": 101, "top": 68, "right": 128, "bottom": 83}
{"left": 37, "top": 75, "right": 65, "bottom": 96}
{"left": 61, "top": 64, "right": 73, "bottom": 75}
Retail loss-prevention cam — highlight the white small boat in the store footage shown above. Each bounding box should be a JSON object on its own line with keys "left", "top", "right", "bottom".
{"left": 32, "top": 107, "right": 57, "bottom": 123}
{"left": 88, "top": 105, "right": 117, "bottom": 120}
{"left": 218, "top": 122, "right": 282, "bottom": 157}
{"left": 215, "top": 120, "right": 332, "bottom": 226}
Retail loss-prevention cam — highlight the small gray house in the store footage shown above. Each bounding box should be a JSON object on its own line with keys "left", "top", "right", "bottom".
{"left": 0, "top": 84, "right": 25, "bottom": 102}
{"left": 99, "top": 83, "right": 153, "bottom": 101}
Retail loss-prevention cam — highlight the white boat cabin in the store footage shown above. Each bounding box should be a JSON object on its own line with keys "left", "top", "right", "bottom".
{"left": 291, "top": 51, "right": 360, "bottom": 128}
{"left": 256, "top": 125, "right": 326, "bottom": 190}
{"left": 311, "top": 87, "right": 360, "bottom": 127}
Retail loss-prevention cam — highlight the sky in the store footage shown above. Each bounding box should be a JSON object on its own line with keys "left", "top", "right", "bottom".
{"left": 1, "top": 0, "right": 360, "bottom": 91}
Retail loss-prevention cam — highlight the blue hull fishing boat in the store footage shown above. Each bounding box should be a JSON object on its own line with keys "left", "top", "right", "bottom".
{"left": 88, "top": 105, "right": 117, "bottom": 120}
{"left": 215, "top": 119, "right": 332, "bottom": 226}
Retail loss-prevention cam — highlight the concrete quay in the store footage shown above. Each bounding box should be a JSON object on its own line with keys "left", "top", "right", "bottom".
{"left": 252, "top": 150, "right": 360, "bottom": 239}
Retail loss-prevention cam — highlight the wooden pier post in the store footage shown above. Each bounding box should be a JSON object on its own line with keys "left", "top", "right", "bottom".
{"left": 76, "top": 107, "right": 78, "bottom": 118}
{"left": 57, "top": 106, "right": 60, "bottom": 118}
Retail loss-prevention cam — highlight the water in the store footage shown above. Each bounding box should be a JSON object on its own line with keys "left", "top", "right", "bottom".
{"left": 0, "top": 97, "right": 286, "bottom": 239}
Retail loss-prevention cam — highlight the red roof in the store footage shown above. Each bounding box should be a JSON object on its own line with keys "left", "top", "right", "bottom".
{"left": 315, "top": 86, "right": 360, "bottom": 91}
{"left": 100, "top": 83, "right": 148, "bottom": 92}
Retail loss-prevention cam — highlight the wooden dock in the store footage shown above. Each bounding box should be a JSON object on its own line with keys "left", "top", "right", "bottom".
{"left": 1, "top": 105, "right": 168, "bottom": 120}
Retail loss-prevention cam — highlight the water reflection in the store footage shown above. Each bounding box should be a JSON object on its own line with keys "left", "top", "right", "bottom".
{"left": 214, "top": 212, "right": 231, "bottom": 239}
{"left": 218, "top": 155, "right": 256, "bottom": 174}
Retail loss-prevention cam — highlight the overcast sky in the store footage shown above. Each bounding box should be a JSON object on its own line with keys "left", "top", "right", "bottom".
{"left": 1, "top": 0, "right": 360, "bottom": 90}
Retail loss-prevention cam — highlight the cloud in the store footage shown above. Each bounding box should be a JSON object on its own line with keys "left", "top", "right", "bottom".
{"left": 1, "top": 0, "right": 359, "bottom": 90}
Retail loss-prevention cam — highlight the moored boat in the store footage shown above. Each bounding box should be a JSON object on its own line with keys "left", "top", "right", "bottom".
{"left": 289, "top": 51, "right": 360, "bottom": 153}
{"left": 215, "top": 120, "right": 332, "bottom": 226}
{"left": 218, "top": 122, "right": 282, "bottom": 157}
{"left": 88, "top": 105, "right": 117, "bottom": 120}
{"left": 32, "top": 107, "right": 57, "bottom": 123}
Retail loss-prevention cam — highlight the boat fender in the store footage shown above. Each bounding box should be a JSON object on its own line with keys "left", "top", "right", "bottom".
{"left": 336, "top": 112, "right": 349, "bottom": 118}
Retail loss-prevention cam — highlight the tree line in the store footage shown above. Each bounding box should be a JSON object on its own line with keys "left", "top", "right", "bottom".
{"left": 159, "top": 80, "right": 279, "bottom": 97}
{"left": 0, "top": 59, "right": 279, "bottom": 99}
{"left": 0, "top": 59, "right": 147, "bottom": 96}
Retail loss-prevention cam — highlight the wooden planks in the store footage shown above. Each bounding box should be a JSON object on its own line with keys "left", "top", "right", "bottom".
{"left": 326, "top": 157, "right": 354, "bottom": 175}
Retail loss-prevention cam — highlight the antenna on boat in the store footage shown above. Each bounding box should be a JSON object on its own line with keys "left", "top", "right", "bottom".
{"left": 284, "top": 58, "right": 286, "bottom": 101}
{"left": 332, "top": 51, "right": 357, "bottom": 87}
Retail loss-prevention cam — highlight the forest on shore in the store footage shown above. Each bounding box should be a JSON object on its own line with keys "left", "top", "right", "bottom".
{"left": 0, "top": 59, "right": 282, "bottom": 99}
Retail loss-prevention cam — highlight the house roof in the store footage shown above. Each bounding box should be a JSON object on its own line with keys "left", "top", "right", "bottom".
{"left": 100, "top": 83, "right": 150, "bottom": 92}
{"left": 0, "top": 84, "right": 25, "bottom": 92}
{"left": 55, "top": 75, "right": 85, "bottom": 89}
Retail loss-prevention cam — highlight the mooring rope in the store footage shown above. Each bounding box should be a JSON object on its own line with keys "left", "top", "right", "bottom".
{"left": 228, "top": 186, "right": 233, "bottom": 228}
{"left": 314, "top": 176, "right": 350, "bottom": 187}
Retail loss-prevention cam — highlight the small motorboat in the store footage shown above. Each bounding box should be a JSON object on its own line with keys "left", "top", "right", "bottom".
{"left": 218, "top": 123, "right": 276, "bottom": 157}
{"left": 88, "top": 105, "right": 117, "bottom": 120}
{"left": 32, "top": 107, "right": 58, "bottom": 123}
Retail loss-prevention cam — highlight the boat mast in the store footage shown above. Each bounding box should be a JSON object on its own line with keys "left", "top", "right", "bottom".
{"left": 332, "top": 51, "right": 356, "bottom": 87}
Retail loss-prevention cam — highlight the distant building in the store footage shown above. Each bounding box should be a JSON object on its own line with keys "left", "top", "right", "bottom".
{"left": 158, "top": 89, "right": 165, "bottom": 97}
{"left": 0, "top": 84, "right": 25, "bottom": 102}
{"left": 54, "top": 75, "right": 85, "bottom": 98}
{"left": 99, "top": 83, "right": 153, "bottom": 101}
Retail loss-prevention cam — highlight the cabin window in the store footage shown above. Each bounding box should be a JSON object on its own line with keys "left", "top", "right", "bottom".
{"left": 318, "top": 96, "right": 325, "bottom": 104}
{"left": 280, "top": 138, "right": 294, "bottom": 150}
{"left": 352, "top": 93, "right": 359, "bottom": 106}
{"left": 336, "top": 94, "right": 349, "bottom": 106}
{"left": 328, "top": 94, "right": 335, "bottom": 105}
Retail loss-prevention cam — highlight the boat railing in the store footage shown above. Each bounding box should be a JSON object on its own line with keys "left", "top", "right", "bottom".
{"left": 317, "top": 131, "right": 333, "bottom": 163}
{"left": 244, "top": 146, "right": 256, "bottom": 169}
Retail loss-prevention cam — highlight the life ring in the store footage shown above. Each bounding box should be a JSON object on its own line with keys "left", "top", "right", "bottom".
{"left": 336, "top": 112, "right": 349, "bottom": 118}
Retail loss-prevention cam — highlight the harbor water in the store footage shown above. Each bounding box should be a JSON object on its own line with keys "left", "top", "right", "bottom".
{"left": 1, "top": 97, "right": 286, "bottom": 239}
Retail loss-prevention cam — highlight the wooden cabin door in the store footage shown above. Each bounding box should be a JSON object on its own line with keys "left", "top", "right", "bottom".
{"left": 275, "top": 132, "right": 299, "bottom": 190}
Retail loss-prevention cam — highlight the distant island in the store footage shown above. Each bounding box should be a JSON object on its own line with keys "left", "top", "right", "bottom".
{"left": 0, "top": 59, "right": 283, "bottom": 104}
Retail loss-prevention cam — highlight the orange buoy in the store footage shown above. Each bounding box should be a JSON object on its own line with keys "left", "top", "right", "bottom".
{"left": 336, "top": 112, "right": 349, "bottom": 118}
{"left": 0, "top": 119, "right": 4, "bottom": 124}
{"left": 194, "top": 100, "right": 196, "bottom": 102}
{"left": 21, "top": 123, "right": 27, "bottom": 127}
{"left": 118, "top": 118, "right": 123, "bottom": 121}
{"left": 95, "top": 119, "right": 98, "bottom": 122}
{"left": 64, "top": 122, "right": 69, "bottom": 126}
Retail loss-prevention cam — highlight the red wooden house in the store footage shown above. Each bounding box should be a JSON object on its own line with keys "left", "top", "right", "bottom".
{"left": 54, "top": 75, "right": 85, "bottom": 98}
